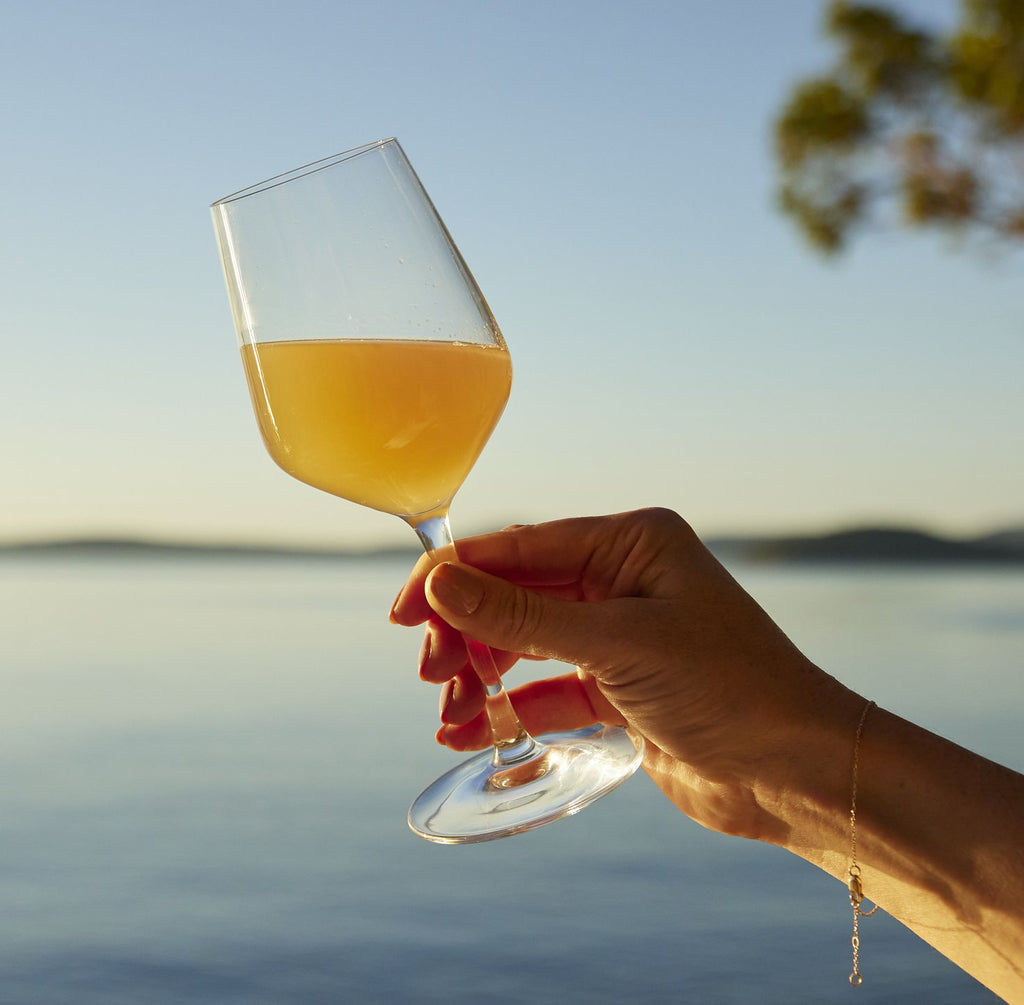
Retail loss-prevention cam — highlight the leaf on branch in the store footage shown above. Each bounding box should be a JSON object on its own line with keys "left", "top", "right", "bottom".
{"left": 826, "top": 0, "right": 940, "bottom": 99}
{"left": 951, "top": 5, "right": 1024, "bottom": 133}
{"left": 775, "top": 78, "right": 869, "bottom": 169}
{"left": 779, "top": 179, "right": 866, "bottom": 253}
{"left": 903, "top": 167, "right": 978, "bottom": 223}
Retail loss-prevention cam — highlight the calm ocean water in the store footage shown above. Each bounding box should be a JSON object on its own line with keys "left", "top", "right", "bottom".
{"left": 0, "top": 552, "right": 1020, "bottom": 1004}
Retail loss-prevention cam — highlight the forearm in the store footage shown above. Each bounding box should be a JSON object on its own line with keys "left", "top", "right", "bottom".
{"left": 775, "top": 697, "right": 1024, "bottom": 1000}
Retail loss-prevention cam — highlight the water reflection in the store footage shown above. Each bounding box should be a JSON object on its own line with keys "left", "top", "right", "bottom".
{"left": 0, "top": 553, "right": 1014, "bottom": 1003}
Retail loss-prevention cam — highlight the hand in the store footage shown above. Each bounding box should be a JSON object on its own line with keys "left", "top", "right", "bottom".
{"left": 392, "top": 508, "right": 1024, "bottom": 997}
{"left": 391, "top": 508, "right": 859, "bottom": 842}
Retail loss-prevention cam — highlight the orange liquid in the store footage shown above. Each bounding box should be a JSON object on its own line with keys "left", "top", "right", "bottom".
{"left": 241, "top": 338, "right": 512, "bottom": 518}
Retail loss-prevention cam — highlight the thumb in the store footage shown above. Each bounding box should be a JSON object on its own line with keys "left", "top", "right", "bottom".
{"left": 425, "top": 561, "right": 601, "bottom": 665}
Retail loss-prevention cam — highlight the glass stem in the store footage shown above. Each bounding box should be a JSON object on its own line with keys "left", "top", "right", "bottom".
{"left": 410, "top": 513, "right": 540, "bottom": 767}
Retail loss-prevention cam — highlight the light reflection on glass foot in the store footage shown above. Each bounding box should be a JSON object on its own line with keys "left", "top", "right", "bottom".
{"left": 408, "top": 725, "right": 644, "bottom": 845}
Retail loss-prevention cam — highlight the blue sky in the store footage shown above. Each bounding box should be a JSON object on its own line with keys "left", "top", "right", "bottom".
{"left": 3, "top": 0, "right": 1019, "bottom": 548}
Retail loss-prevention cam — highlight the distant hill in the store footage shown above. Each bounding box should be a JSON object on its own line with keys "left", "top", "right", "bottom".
{"left": 709, "top": 526, "right": 1024, "bottom": 565}
{"left": 975, "top": 528, "right": 1024, "bottom": 554}
{"left": 0, "top": 537, "right": 418, "bottom": 562}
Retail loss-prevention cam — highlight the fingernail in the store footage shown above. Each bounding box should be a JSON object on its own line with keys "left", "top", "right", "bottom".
{"left": 417, "top": 629, "right": 432, "bottom": 679}
{"left": 438, "top": 678, "right": 454, "bottom": 722}
{"left": 429, "top": 563, "right": 484, "bottom": 617}
{"left": 388, "top": 588, "right": 403, "bottom": 624}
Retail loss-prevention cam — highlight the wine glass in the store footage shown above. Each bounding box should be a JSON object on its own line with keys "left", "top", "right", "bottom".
{"left": 210, "top": 138, "right": 642, "bottom": 843}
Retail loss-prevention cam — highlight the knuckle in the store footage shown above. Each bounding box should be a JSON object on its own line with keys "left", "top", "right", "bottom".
{"left": 626, "top": 507, "right": 698, "bottom": 555}
{"left": 634, "top": 506, "right": 691, "bottom": 537}
{"left": 504, "top": 586, "right": 543, "bottom": 650}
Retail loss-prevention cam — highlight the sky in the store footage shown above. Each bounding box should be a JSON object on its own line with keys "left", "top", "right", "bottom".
{"left": 2, "top": 0, "right": 1020, "bottom": 549}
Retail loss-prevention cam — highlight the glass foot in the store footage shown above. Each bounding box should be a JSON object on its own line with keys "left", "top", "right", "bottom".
{"left": 408, "top": 725, "right": 644, "bottom": 844}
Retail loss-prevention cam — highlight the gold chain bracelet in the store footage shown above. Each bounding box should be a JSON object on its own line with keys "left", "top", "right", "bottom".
{"left": 847, "top": 699, "right": 879, "bottom": 987}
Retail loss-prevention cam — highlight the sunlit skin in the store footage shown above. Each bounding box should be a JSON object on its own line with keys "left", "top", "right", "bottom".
{"left": 391, "top": 508, "right": 1024, "bottom": 1001}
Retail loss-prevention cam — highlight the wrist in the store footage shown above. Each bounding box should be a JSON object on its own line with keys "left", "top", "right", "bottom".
{"left": 755, "top": 677, "right": 867, "bottom": 876}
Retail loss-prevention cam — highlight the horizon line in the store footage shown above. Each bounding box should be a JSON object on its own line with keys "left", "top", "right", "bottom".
{"left": 1, "top": 521, "right": 1022, "bottom": 563}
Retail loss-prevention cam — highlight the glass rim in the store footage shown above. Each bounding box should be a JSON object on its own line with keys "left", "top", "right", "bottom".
{"left": 210, "top": 137, "right": 401, "bottom": 207}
